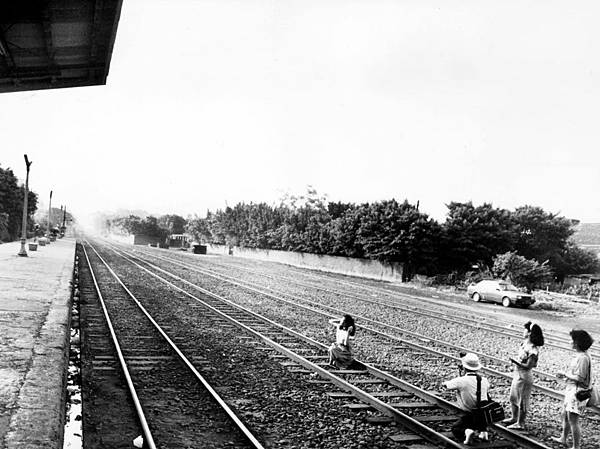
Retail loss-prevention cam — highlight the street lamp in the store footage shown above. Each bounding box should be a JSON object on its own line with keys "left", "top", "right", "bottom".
{"left": 18, "top": 155, "right": 32, "bottom": 257}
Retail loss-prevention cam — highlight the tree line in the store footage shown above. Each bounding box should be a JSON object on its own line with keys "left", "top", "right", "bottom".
{"left": 0, "top": 165, "right": 38, "bottom": 242}
{"left": 184, "top": 199, "right": 598, "bottom": 283}
{"left": 106, "top": 191, "right": 598, "bottom": 286}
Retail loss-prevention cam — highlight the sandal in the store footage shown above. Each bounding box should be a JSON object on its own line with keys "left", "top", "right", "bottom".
{"left": 549, "top": 436, "right": 567, "bottom": 446}
{"left": 506, "top": 423, "right": 524, "bottom": 430}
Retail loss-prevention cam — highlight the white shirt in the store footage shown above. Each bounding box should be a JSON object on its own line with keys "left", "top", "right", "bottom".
{"left": 445, "top": 374, "right": 490, "bottom": 411}
{"left": 336, "top": 328, "right": 350, "bottom": 346}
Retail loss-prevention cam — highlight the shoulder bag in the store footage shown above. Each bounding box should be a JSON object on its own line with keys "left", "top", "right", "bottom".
{"left": 472, "top": 375, "right": 505, "bottom": 427}
{"left": 575, "top": 354, "right": 597, "bottom": 405}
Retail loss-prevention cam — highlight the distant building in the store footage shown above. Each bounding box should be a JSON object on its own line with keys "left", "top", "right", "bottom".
{"left": 169, "top": 234, "right": 190, "bottom": 248}
{"left": 563, "top": 274, "right": 600, "bottom": 288}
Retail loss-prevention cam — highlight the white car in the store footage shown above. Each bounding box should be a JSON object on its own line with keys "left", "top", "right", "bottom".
{"left": 467, "top": 280, "right": 535, "bottom": 308}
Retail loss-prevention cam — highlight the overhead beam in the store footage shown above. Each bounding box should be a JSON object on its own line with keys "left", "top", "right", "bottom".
{"left": 89, "top": 0, "right": 105, "bottom": 80}
{"left": 0, "top": 62, "right": 105, "bottom": 79}
{"left": 0, "top": 77, "right": 99, "bottom": 93}
{"left": 6, "top": 45, "right": 98, "bottom": 59}
{"left": 0, "top": 0, "right": 123, "bottom": 93}
{"left": 40, "top": 5, "right": 57, "bottom": 82}
{"left": 0, "top": 29, "right": 16, "bottom": 69}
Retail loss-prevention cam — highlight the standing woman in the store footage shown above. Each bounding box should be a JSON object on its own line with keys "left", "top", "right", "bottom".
{"left": 328, "top": 314, "right": 356, "bottom": 369}
{"left": 552, "top": 329, "right": 594, "bottom": 449}
{"left": 504, "top": 321, "right": 545, "bottom": 430}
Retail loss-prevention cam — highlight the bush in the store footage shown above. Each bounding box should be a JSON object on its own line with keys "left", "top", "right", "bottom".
{"left": 492, "top": 251, "right": 553, "bottom": 292}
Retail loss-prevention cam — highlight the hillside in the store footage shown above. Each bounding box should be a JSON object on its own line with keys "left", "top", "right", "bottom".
{"left": 571, "top": 223, "right": 600, "bottom": 245}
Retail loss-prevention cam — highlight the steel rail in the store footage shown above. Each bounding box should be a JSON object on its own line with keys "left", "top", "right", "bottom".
{"left": 103, "top": 242, "right": 555, "bottom": 449}
{"left": 127, "top": 250, "right": 568, "bottom": 389}
{"left": 139, "top": 250, "right": 557, "bottom": 379}
{"left": 219, "top": 258, "right": 600, "bottom": 357}
{"left": 123, "top": 245, "right": 600, "bottom": 415}
{"left": 85, "top": 241, "right": 266, "bottom": 449}
{"left": 189, "top": 254, "right": 599, "bottom": 357}
{"left": 81, "top": 244, "right": 158, "bottom": 449}
{"left": 321, "top": 281, "right": 597, "bottom": 356}
{"left": 116, "top": 241, "right": 591, "bottom": 359}
{"left": 100, "top": 243, "right": 485, "bottom": 449}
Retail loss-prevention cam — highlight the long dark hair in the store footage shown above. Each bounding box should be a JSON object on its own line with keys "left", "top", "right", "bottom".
{"left": 525, "top": 321, "right": 545, "bottom": 347}
{"left": 340, "top": 314, "right": 356, "bottom": 336}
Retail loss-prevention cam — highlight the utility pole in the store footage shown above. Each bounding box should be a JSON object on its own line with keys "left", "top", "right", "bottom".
{"left": 62, "top": 205, "right": 67, "bottom": 236}
{"left": 18, "top": 155, "right": 32, "bottom": 257}
{"left": 48, "top": 190, "right": 53, "bottom": 243}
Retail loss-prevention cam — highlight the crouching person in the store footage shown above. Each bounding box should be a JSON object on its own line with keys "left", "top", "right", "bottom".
{"left": 328, "top": 315, "right": 356, "bottom": 369}
{"left": 444, "top": 353, "right": 490, "bottom": 445}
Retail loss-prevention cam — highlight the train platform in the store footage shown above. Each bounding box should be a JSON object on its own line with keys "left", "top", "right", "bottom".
{"left": 0, "top": 238, "right": 75, "bottom": 449}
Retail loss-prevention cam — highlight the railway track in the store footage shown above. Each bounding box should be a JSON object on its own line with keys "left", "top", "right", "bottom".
{"left": 79, "top": 242, "right": 264, "bottom": 448}
{"left": 97, "top": 240, "right": 600, "bottom": 448}
{"left": 115, "top": 245, "right": 594, "bottom": 406}
{"left": 158, "top": 253, "right": 600, "bottom": 360}
{"left": 88, "top": 238, "right": 564, "bottom": 449}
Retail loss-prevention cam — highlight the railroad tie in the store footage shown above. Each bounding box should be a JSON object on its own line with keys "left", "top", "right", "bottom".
{"left": 326, "top": 392, "right": 355, "bottom": 399}
{"left": 343, "top": 403, "right": 374, "bottom": 410}
{"left": 413, "top": 414, "right": 458, "bottom": 422}
{"left": 279, "top": 361, "right": 299, "bottom": 366}
{"left": 330, "top": 369, "right": 369, "bottom": 375}
{"left": 288, "top": 368, "right": 314, "bottom": 374}
{"left": 365, "top": 416, "right": 393, "bottom": 425}
{"left": 388, "top": 433, "right": 424, "bottom": 443}
{"left": 351, "top": 379, "right": 387, "bottom": 384}
{"left": 370, "top": 391, "right": 411, "bottom": 398}
{"left": 389, "top": 401, "right": 436, "bottom": 409}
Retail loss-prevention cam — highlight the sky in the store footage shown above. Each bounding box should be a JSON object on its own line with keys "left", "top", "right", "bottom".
{"left": 2, "top": 0, "right": 600, "bottom": 226}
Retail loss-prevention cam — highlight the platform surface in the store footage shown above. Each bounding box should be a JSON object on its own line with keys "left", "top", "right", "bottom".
{"left": 0, "top": 238, "right": 75, "bottom": 449}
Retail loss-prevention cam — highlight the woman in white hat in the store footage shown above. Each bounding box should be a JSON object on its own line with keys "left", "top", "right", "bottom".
{"left": 444, "top": 353, "right": 491, "bottom": 445}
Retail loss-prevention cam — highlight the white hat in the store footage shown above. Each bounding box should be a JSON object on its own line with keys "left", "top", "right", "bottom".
{"left": 461, "top": 353, "right": 482, "bottom": 371}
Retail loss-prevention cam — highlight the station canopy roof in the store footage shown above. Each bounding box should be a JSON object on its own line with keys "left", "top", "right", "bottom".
{"left": 0, "top": 0, "right": 123, "bottom": 93}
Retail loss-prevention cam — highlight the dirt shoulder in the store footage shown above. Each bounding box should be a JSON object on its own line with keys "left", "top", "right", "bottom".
{"left": 385, "top": 281, "right": 600, "bottom": 338}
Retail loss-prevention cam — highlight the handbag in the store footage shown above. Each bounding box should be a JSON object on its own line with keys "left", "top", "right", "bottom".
{"left": 575, "top": 354, "right": 596, "bottom": 403}
{"left": 576, "top": 389, "right": 592, "bottom": 401}
{"left": 472, "top": 375, "right": 506, "bottom": 427}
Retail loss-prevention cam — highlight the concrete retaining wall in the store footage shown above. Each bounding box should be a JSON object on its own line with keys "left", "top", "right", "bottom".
{"left": 108, "top": 234, "right": 162, "bottom": 246}
{"left": 107, "top": 233, "right": 133, "bottom": 244}
{"left": 207, "top": 244, "right": 403, "bottom": 282}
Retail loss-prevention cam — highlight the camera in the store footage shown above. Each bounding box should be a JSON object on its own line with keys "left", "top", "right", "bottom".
{"left": 457, "top": 351, "right": 467, "bottom": 374}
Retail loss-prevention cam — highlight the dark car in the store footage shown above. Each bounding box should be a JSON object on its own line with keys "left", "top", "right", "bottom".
{"left": 466, "top": 280, "right": 535, "bottom": 308}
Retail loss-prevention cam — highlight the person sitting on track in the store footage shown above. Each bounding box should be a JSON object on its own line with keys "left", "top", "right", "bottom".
{"left": 444, "top": 353, "right": 490, "bottom": 445}
{"left": 503, "top": 321, "right": 544, "bottom": 430}
{"left": 327, "top": 314, "right": 356, "bottom": 369}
